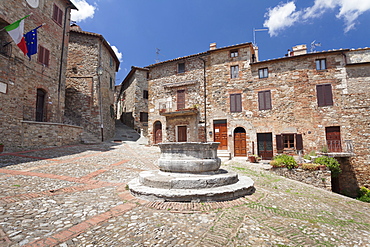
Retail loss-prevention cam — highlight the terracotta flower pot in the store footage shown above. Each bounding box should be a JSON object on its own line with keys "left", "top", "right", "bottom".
{"left": 249, "top": 156, "right": 257, "bottom": 163}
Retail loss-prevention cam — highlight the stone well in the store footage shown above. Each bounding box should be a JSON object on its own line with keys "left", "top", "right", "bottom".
{"left": 128, "top": 142, "right": 255, "bottom": 202}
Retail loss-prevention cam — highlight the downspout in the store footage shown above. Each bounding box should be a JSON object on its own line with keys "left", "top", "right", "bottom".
{"left": 57, "top": 4, "right": 73, "bottom": 123}
{"left": 199, "top": 56, "right": 207, "bottom": 143}
{"left": 98, "top": 42, "right": 104, "bottom": 142}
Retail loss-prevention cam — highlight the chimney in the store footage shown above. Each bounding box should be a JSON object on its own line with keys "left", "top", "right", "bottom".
{"left": 291, "top": 44, "right": 307, "bottom": 56}
{"left": 70, "top": 23, "right": 82, "bottom": 31}
{"left": 209, "top": 42, "right": 217, "bottom": 50}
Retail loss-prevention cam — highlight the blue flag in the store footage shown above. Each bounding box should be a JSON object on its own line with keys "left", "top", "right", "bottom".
{"left": 24, "top": 25, "right": 42, "bottom": 60}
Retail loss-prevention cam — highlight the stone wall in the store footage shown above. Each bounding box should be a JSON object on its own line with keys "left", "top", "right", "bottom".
{"left": 0, "top": 0, "right": 75, "bottom": 148}
{"left": 270, "top": 167, "right": 332, "bottom": 191}
{"left": 118, "top": 67, "right": 149, "bottom": 136}
{"left": 20, "top": 121, "right": 83, "bottom": 148}
{"left": 65, "top": 28, "right": 118, "bottom": 141}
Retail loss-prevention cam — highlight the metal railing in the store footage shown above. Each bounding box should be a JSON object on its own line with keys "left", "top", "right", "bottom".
{"left": 0, "top": 39, "right": 12, "bottom": 57}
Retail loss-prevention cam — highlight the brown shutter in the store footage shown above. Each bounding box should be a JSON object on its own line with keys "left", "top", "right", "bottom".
{"left": 236, "top": 93, "right": 242, "bottom": 112}
{"left": 38, "top": 45, "right": 44, "bottom": 64}
{"left": 324, "top": 84, "right": 333, "bottom": 106}
{"left": 258, "top": 91, "right": 264, "bottom": 110}
{"left": 44, "top": 48, "right": 50, "bottom": 67}
{"left": 177, "top": 90, "right": 185, "bottom": 110}
{"left": 230, "top": 94, "right": 235, "bottom": 112}
{"left": 296, "top": 134, "right": 303, "bottom": 150}
{"left": 265, "top": 90, "right": 272, "bottom": 109}
{"left": 276, "top": 134, "right": 283, "bottom": 153}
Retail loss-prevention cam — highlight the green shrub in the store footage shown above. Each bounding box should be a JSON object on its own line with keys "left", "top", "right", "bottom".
{"left": 357, "top": 187, "right": 370, "bottom": 203}
{"left": 303, "top": 150, "right": 317, "bottom": 160}
{"left": 273, "top": 154, "right": 298, "bottom": 170}
{"left": 314, "top": 156, "right": 341, "bottom": 177}
{"left": 270, "top": 159, "right": 285, "bottom": 168}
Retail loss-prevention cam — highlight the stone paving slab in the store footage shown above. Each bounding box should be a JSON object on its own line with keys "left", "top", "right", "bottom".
{"left": 0, "top": 136, "right": 369, "bottom": 247}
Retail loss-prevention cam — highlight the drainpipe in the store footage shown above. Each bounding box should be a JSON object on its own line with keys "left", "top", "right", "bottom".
{"left": 57, "top": 4, "right": 73, "bottom": 123}
{"left": 199, "top": 56, "right": 207, "bottom": 143}
{"left": 97, "top": 43, "right": 104, "bottom": 142}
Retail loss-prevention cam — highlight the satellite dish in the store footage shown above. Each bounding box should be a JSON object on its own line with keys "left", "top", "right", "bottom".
{"left": 26, "top": 0, "right": 39, "bottom": 8}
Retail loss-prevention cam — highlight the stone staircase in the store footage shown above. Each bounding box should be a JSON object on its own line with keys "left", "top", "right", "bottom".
{"left": 217, "top": 150, "right": 231, "bottom": 162}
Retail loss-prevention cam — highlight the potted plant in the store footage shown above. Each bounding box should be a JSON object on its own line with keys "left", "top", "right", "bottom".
{"left": 248, "top": 154, "right": 260, "bottom": 163}
{"left": 0, "top": 143, "right": 4, "bottom": 153}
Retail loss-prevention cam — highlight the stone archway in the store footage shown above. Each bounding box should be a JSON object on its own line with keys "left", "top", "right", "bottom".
{"left": 154, "top": 121, "right": 162, "bottom": 144}
{"left": 234, "top": 127, "right": 247, "bottom": 157}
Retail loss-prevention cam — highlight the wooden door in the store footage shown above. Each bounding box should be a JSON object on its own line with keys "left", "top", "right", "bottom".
{"left": 214, "top": 122, "right": 228, "bottom": 150}
{"left": 234, "top": 127, "right": 247, "bottom": 156}
{"left": 178, "top": 126, "right": 187, "bottom": 142}
{"left": 154, "top": 121, "right": 162, "bottom": 144}
{"left": 257, "top": 133, "right": 273, "bottom": 160}
{"left": 326, "top": 126, "right": 342, "bottom": 152}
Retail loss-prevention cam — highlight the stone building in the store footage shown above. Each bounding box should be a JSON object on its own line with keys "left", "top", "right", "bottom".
{"left": 116, "top": 66, "right": 149, "bottom": 136}
{"left": 0, "top": 0, "right": 81, "bottom": 150}
{"left": 65, "top": 24, "right": 120, "bottom": 142}
{"left": 146, "top": 42, "right": 370, "bottom": 197}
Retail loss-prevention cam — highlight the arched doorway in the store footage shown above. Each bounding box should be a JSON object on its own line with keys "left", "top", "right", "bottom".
{"left": 154, "top": 121, "right": 162, "bottom": 144}
{"left": 234, "top": 127, "right": 247, "bottom": 156}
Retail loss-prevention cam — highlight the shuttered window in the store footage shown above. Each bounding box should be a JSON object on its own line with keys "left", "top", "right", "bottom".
{"left": 52, "top": 4, "right": 63, "bottom": 26}
{"left": 258, "top": 90, "right": 272, "bottom": 110}
{"left": 316, "top": 84, "right": 333, "bottom": 107}
{"left": 230, "top": 93, "right": 242, "bottom": 112}
{"left": 231, "top": 65, "right": 239, "bottom": 78}
{"left": 177, "top": 90, "right": 185, "bottom": 110}
{"left": 276, "top": 133, "right": 303, "bottom": 153}
{"left": 143, "top": 90, "right": 149, "bottom": 99}
{"left": 38, "top": 45, "right": 50, "bottom": 67}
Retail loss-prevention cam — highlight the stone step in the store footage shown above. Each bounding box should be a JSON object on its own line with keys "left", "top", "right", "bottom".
{"left": 128, "top": 175, "right": 255, "bottom": 202}
{"left": 217, "top": 150, "right": 231, "bottom": 161}
{"left": 139, "top": 169, "right": 239, "bottom": 189}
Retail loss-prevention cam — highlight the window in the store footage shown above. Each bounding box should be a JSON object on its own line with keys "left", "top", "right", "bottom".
{"left": 52, "top": 4, "right": 63, "bottom": 25}
{"left": 258, "top": 90, "right": 272, "bottom": 110}
{"left": 38, "top": 45, "right": 50, "bottom": 67}
{"left": 316, "top": 84, "right": 333, "bottom": 107}
{"left": 36, "top": 89, "right": 46, "bottom": 122}
{"left": 140, "top": 112, "right": 148, "bottom": 122}
{"left": 316, "top": 59, "right": 326, "bottom": 70}
{"left": 258, "top": 68, "right": 268, "bottom": 78}
{"left": 230, "top": 93, "right": 242, "bottom": 112}
{"left": 109, "top": 77, "right": 113, "bottom": 90}
{"left": 143, "top": 90, "right": 148, "bottom": 99}
{"left": 276, "top": 133, "right": 303, "bottom": 152}
{"left": 230, "top": 50, "right": 238, "bottom": 58}
{"left": 231, "top": 65, "right": 239, "bottom": 78}
{"left": 177, "top": 89, "right": 185, "bottom": 110}
{"left": 178, "top": 62, "right": 185, "bottom": 73}
{"left": 110, "top": 57, "right": 114, "bottom": 68}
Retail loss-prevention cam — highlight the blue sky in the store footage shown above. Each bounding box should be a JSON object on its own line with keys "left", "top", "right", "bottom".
{"left": 70, "top": 0, "right": 370, "bottom": 84}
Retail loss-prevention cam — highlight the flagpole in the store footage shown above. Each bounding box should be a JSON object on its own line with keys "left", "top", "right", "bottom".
{"left": 0, "top": 13, "right": 33, "bottom": 32}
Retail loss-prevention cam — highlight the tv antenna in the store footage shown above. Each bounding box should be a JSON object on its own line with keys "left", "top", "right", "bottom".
{"left": 311, "top": 40, "right": 321, "bottom": 53}
{"left": 155, "top": 48, "right": 164, "bottom": 63}
{"left": 253, "top": 28, "right": 268, "bottom": 46}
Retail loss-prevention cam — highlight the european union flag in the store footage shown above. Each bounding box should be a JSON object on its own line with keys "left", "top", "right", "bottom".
{"left": 24, "top": 25, "right": 42, "bottom": 60}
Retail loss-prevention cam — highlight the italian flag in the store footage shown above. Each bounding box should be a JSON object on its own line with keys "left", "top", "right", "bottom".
{"left": 4, "top": 15, "right": 30, "bottom": 55}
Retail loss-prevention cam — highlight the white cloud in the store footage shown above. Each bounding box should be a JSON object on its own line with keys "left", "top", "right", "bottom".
{"left": 263, "top": 2, "right": 301, "bottom": 36}
{"left": 264, "top": 0, "right": 370, "bottom": 36}
{"left": 70, "top": 0, "right": 96, "bottom": 22}
{"left": 111, "top": 45, "right": 123, "bottom": 62}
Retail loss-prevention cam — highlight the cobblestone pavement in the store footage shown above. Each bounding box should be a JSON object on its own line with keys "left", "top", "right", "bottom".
{"left": 1, "top": 124, "right": 369, "bottom": 246}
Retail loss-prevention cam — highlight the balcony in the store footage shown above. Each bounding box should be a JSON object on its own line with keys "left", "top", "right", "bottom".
{"left": 159, "top": 108, "right": 198, "bottom": 117}
{"left": 320, "top": 140, "right": 355, "bottom": 158}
